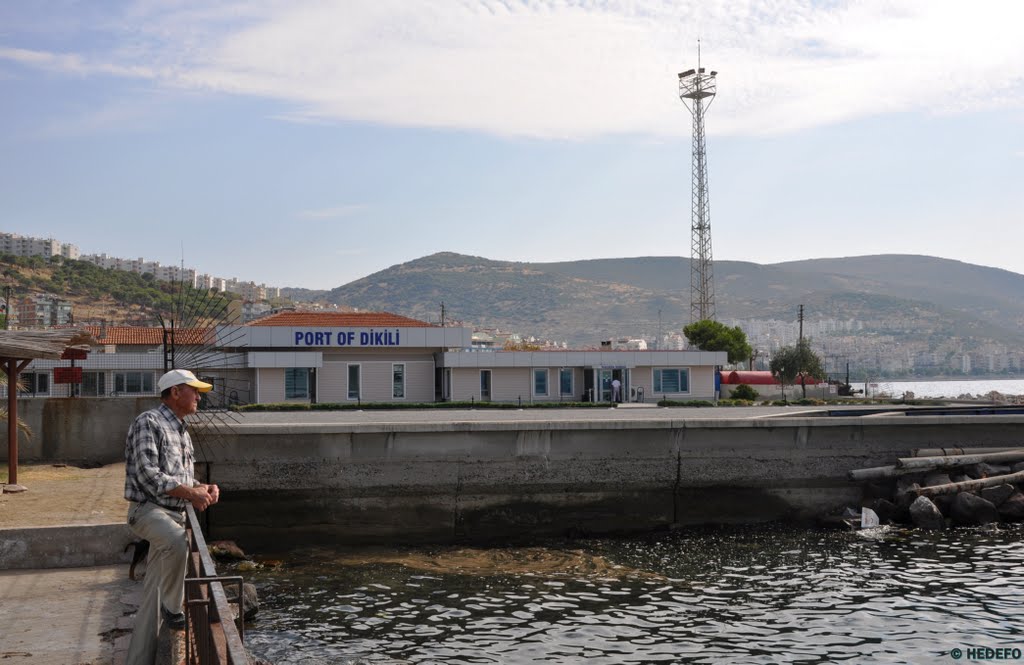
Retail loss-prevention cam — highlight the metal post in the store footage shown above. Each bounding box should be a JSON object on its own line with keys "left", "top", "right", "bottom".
{"left": 7, "top": 358, "right": 16, "bottom": 485}
{"left": 3, "top": 286, "right": 10, "bottom": 330}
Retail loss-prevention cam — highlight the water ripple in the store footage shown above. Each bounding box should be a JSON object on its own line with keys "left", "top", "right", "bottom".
{"left": 245, "top": 523, "right": 1024, "bottom": 664}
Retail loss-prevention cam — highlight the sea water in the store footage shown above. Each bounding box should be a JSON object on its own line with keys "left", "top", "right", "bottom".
{"left": 870, "top": 379, "right": 1024, "bottom": 399}
{"left": 242, "top": 523, "right": 1024, "bottom": 664}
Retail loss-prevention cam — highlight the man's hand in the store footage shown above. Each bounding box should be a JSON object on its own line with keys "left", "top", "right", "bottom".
{"left": 168, "top": 483, "right": 221, "bottom": 512}
{"left": 198, "top": 483, "right": 220, "bottom": 505}
{"left": 189, "top": 485, "right": 214, "bottom": 512}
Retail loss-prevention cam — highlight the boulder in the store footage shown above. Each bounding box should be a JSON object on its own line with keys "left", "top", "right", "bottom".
{"left": 1011, "top": 461, "right": 1024, "bottom": 474}
{"left": 224, "top": 581, "right": 260, "bottom": 620}
{"left": 893, "top": 486, "right": 918, "bottom": 523}
{"left": 950, "top": 473, "right": 970, "bottom": 484}
{"left": 963, "top": 464, "right": 987, "bottom": 479}
{"left": 923, "top": 472, "right": 952, "bottom": 488}
{"left": 933, "top": 494, "right": 954, "bottom": 515}
{"left": 869, "top": 498, "right": 899, "bottom": 525}
{"left": 963, "top": 463, "right": 1011, "bottom": 479}
{"left": 896, "top": 475, "right": 924, "bottom": 494}
{"left": 981, "top": 484, "right": 1016, "bottom": 507}
{"left": 950, "top": 493, "right": 999, "bottom": 527}
{"left": 209, "top": 540, "right": 247, "bottom": 560}
{"left": 909, "top": 496, "right": 945, "bottom": 530}
{"left": 998, "top": 492, "right": 1024, "bottom": 522}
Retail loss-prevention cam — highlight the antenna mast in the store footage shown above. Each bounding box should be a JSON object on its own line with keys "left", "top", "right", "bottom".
{"left": 678, "top": 41, "right": 718, "bottom": 322}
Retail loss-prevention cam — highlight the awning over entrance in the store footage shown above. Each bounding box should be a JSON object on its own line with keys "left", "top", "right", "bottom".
{"left": 1, "top": 328, "right": 94, "bottom": 487}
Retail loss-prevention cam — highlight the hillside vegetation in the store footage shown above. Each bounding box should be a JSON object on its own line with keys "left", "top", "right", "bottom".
{"left": 1, "top": 255, "right": 233, "bottom": 324}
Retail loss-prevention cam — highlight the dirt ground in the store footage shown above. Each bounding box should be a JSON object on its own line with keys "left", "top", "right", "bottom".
{"left": 0, "top": 462, "right": 127, "bottom": 528}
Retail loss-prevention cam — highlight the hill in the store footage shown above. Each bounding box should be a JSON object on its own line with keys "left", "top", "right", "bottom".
{"left": 10, "top": 250, "right": 1023, "bottom": 377}
{"left": 291, "top": 252, "right": 1024, "bottom": 351}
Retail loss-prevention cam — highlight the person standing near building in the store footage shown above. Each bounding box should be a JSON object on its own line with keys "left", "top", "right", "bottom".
{"left": 124, "top": 369, "right": 219, "bottom": 665}
{"left": 611, "top": 377, "right": 622, "bottom": 402}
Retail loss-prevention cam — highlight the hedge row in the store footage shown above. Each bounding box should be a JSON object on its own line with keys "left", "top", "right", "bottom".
{"left": 232, "top": 397, "right": 936, "bottom": 412}
{"left": 232, "top": 400, "right": 609, "bottom": 412}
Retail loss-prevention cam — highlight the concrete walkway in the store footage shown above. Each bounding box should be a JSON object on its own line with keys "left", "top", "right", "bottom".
{"left": 0, "top": 565, "right": 135, "bottom": 665}
{"left": 0, "top": 464, "right": 182, "bottom": 665}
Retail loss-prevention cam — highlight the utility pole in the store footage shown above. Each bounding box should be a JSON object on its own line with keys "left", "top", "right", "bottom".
{"left": 440, "top": 302, "right": 446, "bottom": 327}
{"left": 3, "top": 285, "right": 11, "bottom": 330}
{"left": 798, "top": 304, "right": 804, "bottom": 344}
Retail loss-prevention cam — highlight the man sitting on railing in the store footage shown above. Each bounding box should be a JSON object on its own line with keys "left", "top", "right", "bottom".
{"left": 123, "top": 369, "right": 221, "bottom": 665}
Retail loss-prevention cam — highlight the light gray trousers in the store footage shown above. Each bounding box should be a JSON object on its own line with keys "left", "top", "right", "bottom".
{"left": 124, "top": 501, "right": 188, "bottom": 665}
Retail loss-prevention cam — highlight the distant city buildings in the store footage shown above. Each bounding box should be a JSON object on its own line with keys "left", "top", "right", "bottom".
{"left": 718, "top": 317, "right": 1022, "bottom": 379}
{"left": 0, "top": 232, "right": 79, "bottom": 260}
{"left": 12, "top": 294, "right": 73, "bottom": 327}
{"left": 1, "top": 231, "right": 1020, "bottom": 377}
{"left": 0, "top": 231, "right": 280, "bottom": 301}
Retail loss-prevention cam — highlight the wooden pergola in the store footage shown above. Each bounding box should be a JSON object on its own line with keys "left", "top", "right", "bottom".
{"left": 1, "top": 328, "right": 94, "bottom": 486}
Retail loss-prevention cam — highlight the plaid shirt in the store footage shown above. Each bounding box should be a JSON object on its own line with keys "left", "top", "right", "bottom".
{"left": 124, "top": 403, "right": 196, "bottom": 511}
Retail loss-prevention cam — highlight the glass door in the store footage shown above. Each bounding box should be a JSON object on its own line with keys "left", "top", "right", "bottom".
{"left": 599, "top": 370, "right": 613, "bottom": 402}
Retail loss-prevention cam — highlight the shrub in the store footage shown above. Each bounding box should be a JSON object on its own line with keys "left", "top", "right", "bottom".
{"left": 729, "top": 384, "right": 759, "bottom": 401}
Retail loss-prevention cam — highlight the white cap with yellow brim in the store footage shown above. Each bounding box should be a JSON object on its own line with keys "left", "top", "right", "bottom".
{"left": 157, "top": 369, "right": 213, "bottom": 393}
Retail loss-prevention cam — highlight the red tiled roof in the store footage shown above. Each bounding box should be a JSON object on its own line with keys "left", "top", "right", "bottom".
{"left": 82, "top": 326, "right": 213, "bottom": 346}
{"left": 248, "top": 311, "right": 436, "bottom": 327}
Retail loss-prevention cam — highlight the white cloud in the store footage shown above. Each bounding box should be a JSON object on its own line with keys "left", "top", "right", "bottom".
{"left": 3, "top": 0, "right": 1023, "bottom": 139}
{"left": 0, "top": 46, "right": 155, "bottom": 79}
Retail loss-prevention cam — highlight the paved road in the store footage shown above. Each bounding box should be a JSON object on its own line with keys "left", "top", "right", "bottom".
{"left": 224, "top": 404, "right": 847, "bottom": 426}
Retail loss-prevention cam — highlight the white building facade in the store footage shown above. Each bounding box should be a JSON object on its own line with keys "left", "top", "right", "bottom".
{"left": 11, "top": 312, "right": 727, "bottom": 404}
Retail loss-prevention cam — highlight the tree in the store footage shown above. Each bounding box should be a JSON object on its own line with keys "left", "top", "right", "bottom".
{"left": 503, "top": 339, "right": 541, "bottom": 351}
{"left": 770, "top": 340, "right": 825, "bottom": 399}
{"left": 683, "top": 319, "right": 752, "bottom": 366}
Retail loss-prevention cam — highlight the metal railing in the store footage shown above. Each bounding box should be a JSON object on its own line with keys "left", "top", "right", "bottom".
{"left": 184, "top": 504, "right": 251, "bottom": 665}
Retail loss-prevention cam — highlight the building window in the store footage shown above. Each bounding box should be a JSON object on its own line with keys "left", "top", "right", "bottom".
{"left": 480, "top": 369, "right": 492, "bottom": 401}
{"left": 653, "top": 368, "right": 689, "bottom": 394}
{"left": 285, "top": 368, "right": 310, "bottom": 399}
{"left": 20, "top": 372, "right": 50, "bottom": 396}
{"left": 81, "top": 371, "right": 106, "bottom": 397}
{"left": 348, "top": 364, "right": 361, "bottom": 400}
{"left": 392, "top": 364, "right": 405, "bottom": 399}
{"left": 115, "top": 372, "right": 154, "bottom": 395}
{"left": 533, "top": 369, "right": 548, "bottom": 396}
{"left": 559, "top": 368, "right": 573, "bottom": 396}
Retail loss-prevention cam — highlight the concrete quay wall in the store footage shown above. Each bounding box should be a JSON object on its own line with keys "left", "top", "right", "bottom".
{"left": 1, "top": 397, "right": 159, "bottom": 463}
{"left": 199, "top": 414, "right": 1024, "bottom": 547}
{"left": 0, "top": 523, "right": 133, "bottom": 570}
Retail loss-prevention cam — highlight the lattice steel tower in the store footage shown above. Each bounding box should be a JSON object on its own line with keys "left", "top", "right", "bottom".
{"left": 678, "top": 47, "right": 718, "bottom": 322}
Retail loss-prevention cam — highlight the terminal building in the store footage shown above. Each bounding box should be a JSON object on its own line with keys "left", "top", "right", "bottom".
{"left": 11, "top": 311, "right": 727, "bottom": 404}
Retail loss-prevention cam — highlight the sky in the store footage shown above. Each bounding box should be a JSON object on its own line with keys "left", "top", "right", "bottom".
{"left": 0, "top": 0, "right": 1022, "bottom": 290}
